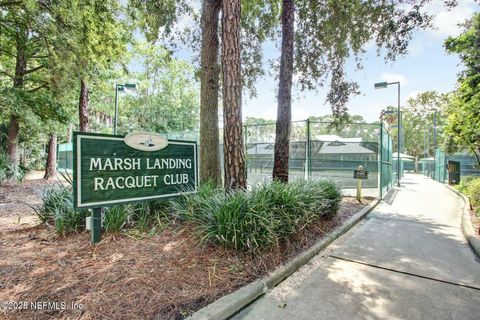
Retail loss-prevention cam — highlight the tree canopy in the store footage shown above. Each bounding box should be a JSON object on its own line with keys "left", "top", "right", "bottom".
{"left": 444, "top": 13, "right": 480, "bottom": 166}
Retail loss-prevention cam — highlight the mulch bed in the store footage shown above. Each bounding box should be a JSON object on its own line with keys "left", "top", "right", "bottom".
{"left": 0, "top": 179, "right": 370, "bottom": 319}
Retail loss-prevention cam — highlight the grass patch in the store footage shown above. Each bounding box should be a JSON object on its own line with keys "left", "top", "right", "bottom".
{"left": 175, "top": 180, "right": 342, "bottom": 253}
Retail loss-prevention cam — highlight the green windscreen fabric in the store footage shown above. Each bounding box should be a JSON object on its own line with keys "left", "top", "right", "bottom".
{"left": 245, "top": 120, "right": 393, "bottom": 197}
{"left": 380, "top": 124, "right": 393, "bottom": 197}
{"left": 57, "top": 143, "right": 73, "bottom": 171}
{"left": 435, "top": 148, "right": 446, "bottom": 183}
{"left": 61, "top": 120, "right": 394, "bottom": 198}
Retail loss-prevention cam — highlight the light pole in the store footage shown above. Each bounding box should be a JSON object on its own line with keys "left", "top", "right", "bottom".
{"left": 375, "top": 81, "right": 401, "bottom": 187}
{"left": 113, "top": 83, "right": 136, "bottom": 135}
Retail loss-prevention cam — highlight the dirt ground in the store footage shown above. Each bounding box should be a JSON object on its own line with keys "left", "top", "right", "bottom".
{"left": 0, "top": 176, "right": 370, "bottom": 319}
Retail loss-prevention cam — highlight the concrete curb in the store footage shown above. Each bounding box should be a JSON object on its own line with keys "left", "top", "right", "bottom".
{"left": 189, "top": 197, "right": 381, "bottom": 320}
{"left": 444, "top": 185, "right": 480, "bottom": 258}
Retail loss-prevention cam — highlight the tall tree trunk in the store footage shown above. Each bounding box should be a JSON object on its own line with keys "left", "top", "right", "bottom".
{"left": 66, "top": 123, "right": 73, "bottom": 143}
{"left": 44, "top": 133, "right": 57, "bottom": 180}
{"left": 470, "top": 145, "right": 480, "bottom": 169}
{"left": 79, "top": 78, "right": 89, "bottom": 132}
{"left": 273, "top": 0, "right": 295, "bottom": 183}
{"left": 200, "top": 0, "right": 222, "bottom": 186}
{"left": 7, "top": 115, "right": 20, "bottom": 165}
{"left": 222, "top": 0, "right": 246, "bottom": 189}
{"left": 7, "top": 27, "right": 27, "bottom": 165}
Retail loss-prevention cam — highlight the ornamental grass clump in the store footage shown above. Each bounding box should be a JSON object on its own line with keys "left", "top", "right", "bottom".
{"left": 36, "top": 179, "right": 172, "bottom": 235}
{"left": 176, "top": 180, "right": 342, "bottom": 253}
{"left": 34, "top": 183, "right": 88, "bottom": 235}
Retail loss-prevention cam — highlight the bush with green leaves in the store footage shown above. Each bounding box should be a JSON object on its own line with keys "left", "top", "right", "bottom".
{"left": 457, "top": 176, "right": 477, "bottom": 194}
{"left": 36, "top": 181, "right": 173, "bottom": 236}
{"left": 0, "top": 152, "right": 28, "bottom": 183}
{"left": 456, "top": 176, "right": 480, "bottom": 216}
{"left": 175, "top": 180, "right": 342, "bottom": 253}
{"left": 103, "top": 205, "right": 132, "bottom": 233}
{"left": 103, "top": 200, "right": 173, "bottom": 235}
{"left": 34, "top": 183, "right": 88, "bottom": 235}
{"left": 469, "top": 179, "right": 480, "bottom": 210}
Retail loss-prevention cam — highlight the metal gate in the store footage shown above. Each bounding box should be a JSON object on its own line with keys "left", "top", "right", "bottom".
{"left": 447, "top": 160, "right": 461, "bottom": 185}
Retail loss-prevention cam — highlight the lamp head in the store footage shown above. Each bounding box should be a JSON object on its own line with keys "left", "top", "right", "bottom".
{"left": 374, "top": 82, "right": 388, "bottom": 89}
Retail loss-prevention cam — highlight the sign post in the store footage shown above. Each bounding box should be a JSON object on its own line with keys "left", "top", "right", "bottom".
{"left": 91, "top": 208, "right": 102, "bottom": 244}
{"left": 73, "top": 132, "right": 198, "bottom": 244}
{"left": 356, "top": 179, "right": 362, "bottom": 202}
{"left": 353, "top": 165, "right": 368, "bottom": 202}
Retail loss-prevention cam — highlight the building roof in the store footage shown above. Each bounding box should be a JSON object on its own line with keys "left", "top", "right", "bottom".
{"left": 247, "top": 140, "right": 375, "bottom": 155}
{"left": 317, "top": 141, "right": 375, "bottom": 155}
{"left": 314, "top": 134, "right": 362, "bottom": 143}
{"left": 393, "top": 152, "right": 415, "bottom": 160}
{"left": 247, "top": 143, "right": 274, "bottom": 155}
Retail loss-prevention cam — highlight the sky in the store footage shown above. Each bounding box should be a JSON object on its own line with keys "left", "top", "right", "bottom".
{"left": 240, "top": 0, "right": 479, "bottom": 123}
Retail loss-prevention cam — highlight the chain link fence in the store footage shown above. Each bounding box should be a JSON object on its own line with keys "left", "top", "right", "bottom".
{"left": 58, "top": 120, "right": 394, "bottom": 198}
{"left": 165, "top": 120, "right": 394, "bottom": 198}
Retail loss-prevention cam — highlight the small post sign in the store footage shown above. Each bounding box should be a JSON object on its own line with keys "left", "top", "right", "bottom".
{"left": 73, "top": 132, "right": 197, "bottom": 243}
{"left": 353, "top": 165, "right": 368, "bottom": 202}
{"left": 353, "top": 166, "right": 368, "bottom": 180}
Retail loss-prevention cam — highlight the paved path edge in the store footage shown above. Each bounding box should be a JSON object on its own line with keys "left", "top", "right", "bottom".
{"left": 189, "top": 197, "right": 381, "bottom": 320}
{"left": 445, "top": 184, "right": 480, "bottom": 258}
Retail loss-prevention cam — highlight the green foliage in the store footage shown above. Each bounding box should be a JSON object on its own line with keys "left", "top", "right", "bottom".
{"left": 470, "top": 180, "right": 480, "bottom": 214}
{"left": 240, "top": 0, "right": 280, "bottom": 97}
{"left": 176, "top": 180, "right": 342, "bottom": 253}
{"left": 128, "top": 0, "right": 192, "bottom": 42}
{"left": 0, "top": 152, "right": 28, "bottom": 183}
{"left": 400, "top": 91, "right": 449, "bottom": 160}
{"left": 49, "top": 0, "right": 130, "bottom": 82}
{"left": 35, "top": 183, "right": 87, "bottom": 235}
{"left": 444, "top": 13, "right": 480, "bottom": 167}
{"left": 103, "top": 205, "right": 132, "bottom": 234}
{"left": 0, "top": 0, "right": 98, "bottom": 167}
{"left": 294, "top": 1, "right": 432, "bottom": 117}
{"left": 457, "top": 176, "right": 478, "bottom": 194}
{"left": 103, "top": 200, "right": 172, "bottom": 235}
{"left": 0, "top": 88, "right": 70, "bottom": 124}
{"left": 55, "top": 208, "right": 88, "bottom": 236}
{"left": 130, "top": 200, "right": 172, "bottom": 233}
{"left": 456, "top": 177, "right": 480, "bottom": 216}
{"left": 117, "top": 43, "right": 199, "bottom": 134}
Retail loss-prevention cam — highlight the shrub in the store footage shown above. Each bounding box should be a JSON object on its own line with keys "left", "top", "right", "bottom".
{"left": 175, "top": 180, "right": 342, "bottom": 253}
{"left": 103, "top": 205, "right": 132, "bottom": 233}
{"left": 34, "top": 183, "right": 88, "bottom": 234}
{"left": 130, "top": 203, "right": 152, "bottom": 232}
{"left": 174, "top": 181, "right": 218, "bottom": 221}
{"left": 55, "top": 208, "right": 88, "bottom": 235}
{"left": 467, "top": 178, "right": 480, "bottom": 208}
{"left": 35, "top": 174, "right": 173, "bottom": 236}
{"left": 0, "top": 152, "right": 28, "bottom": 183}
{"left": 456, "top": 177, "right": 480, "bottom": 217}
{"left": 457, "top": 176, "right": 478, "bottom": 194}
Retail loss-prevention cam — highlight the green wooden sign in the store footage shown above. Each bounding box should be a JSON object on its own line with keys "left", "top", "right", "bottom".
{"left": 73, "top": 132, "right": 197, "bottom": 209}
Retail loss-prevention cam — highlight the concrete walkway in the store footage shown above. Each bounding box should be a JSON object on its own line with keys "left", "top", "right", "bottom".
{"left": 234, "top": 174, "right": 480, "bottom": 320}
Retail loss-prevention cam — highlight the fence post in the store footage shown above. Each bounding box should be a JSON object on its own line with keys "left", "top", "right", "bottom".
{"left": 244, "top": 124, "right": 248, "bottom": 180}
{"left": 379, "top": 123, "right": 383, "bottom": 198}
{"left": 306, "top": 118, "right": 311, "bottom": 180}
